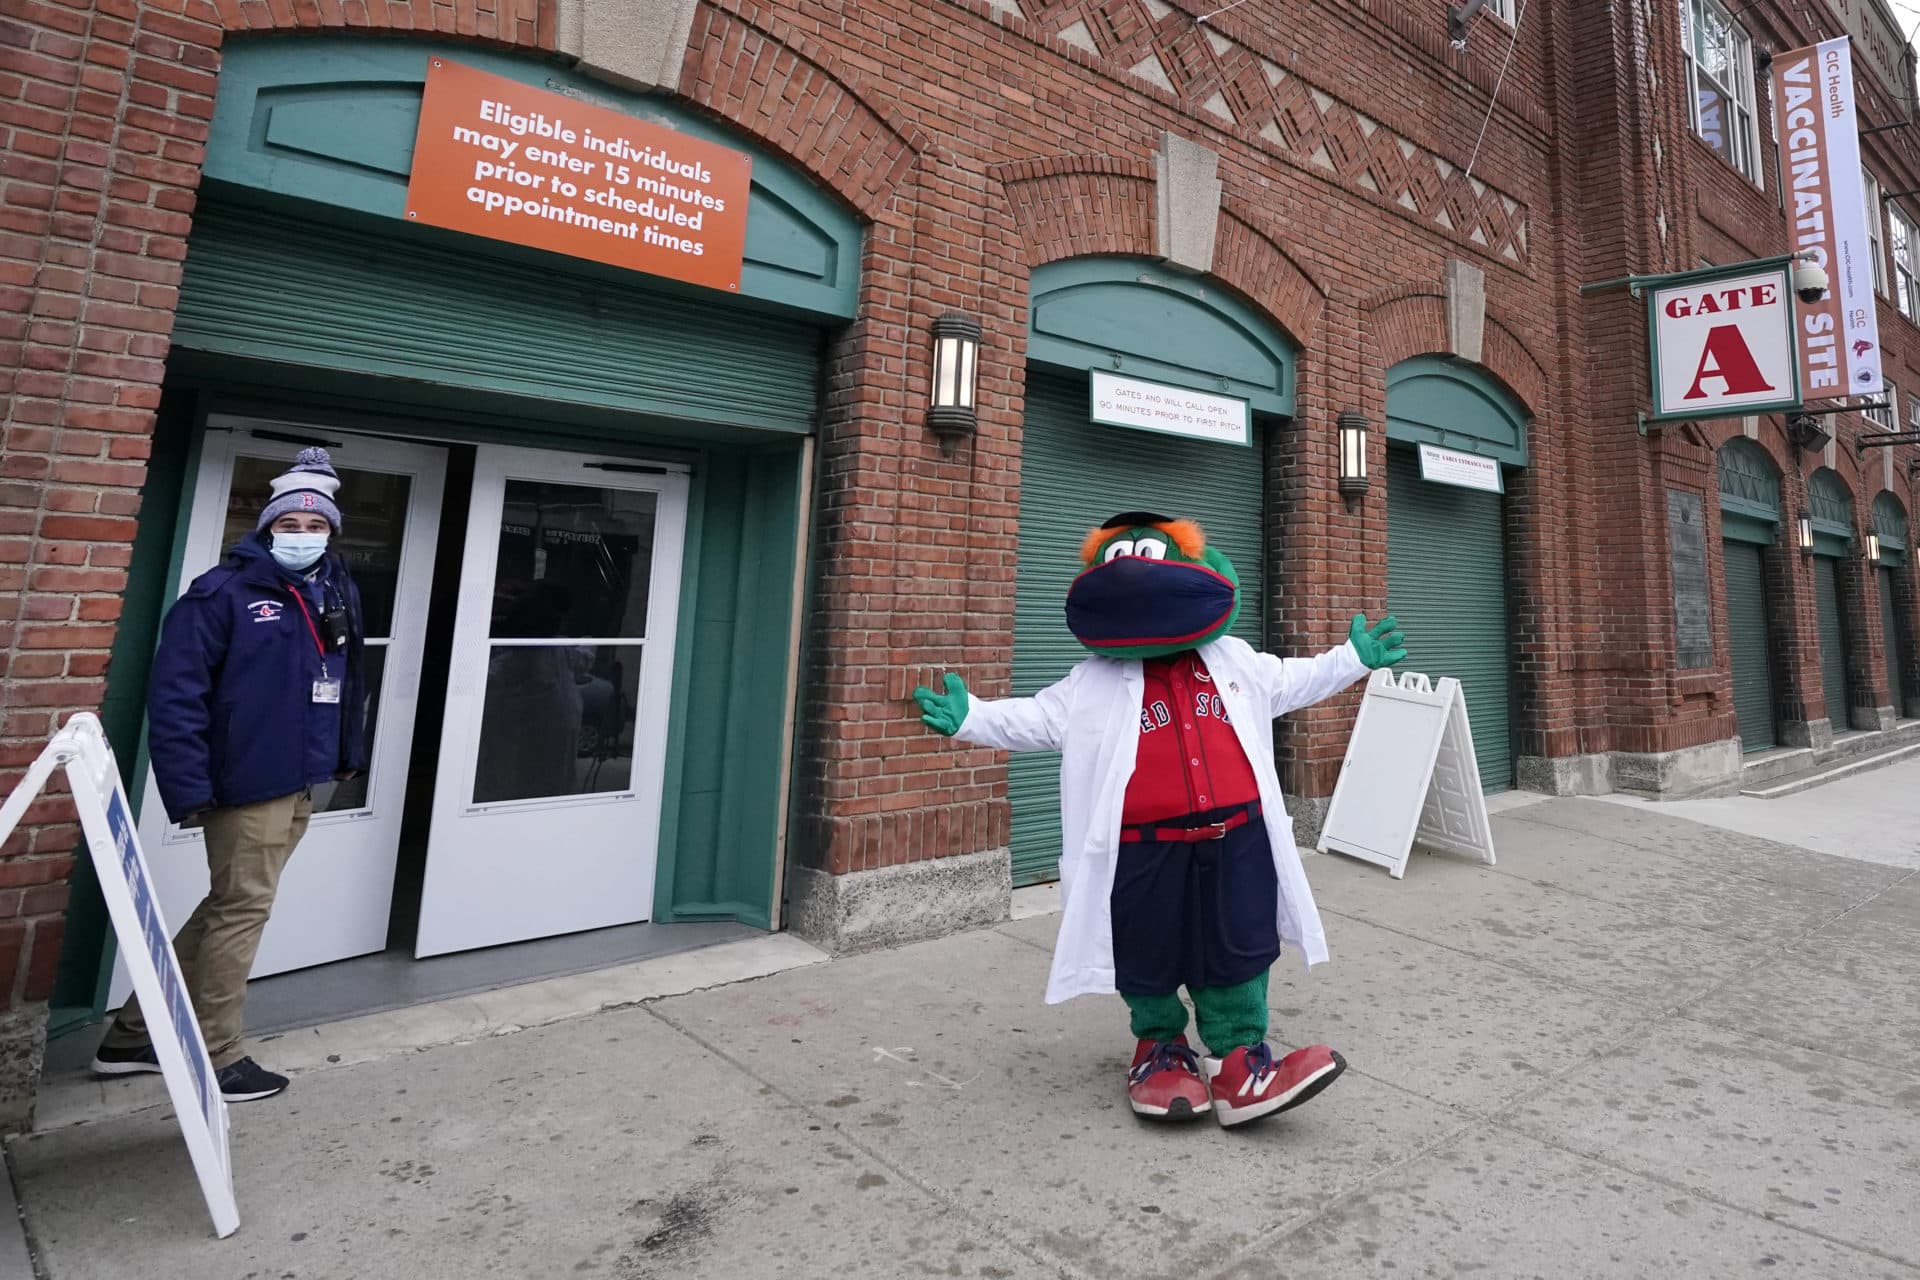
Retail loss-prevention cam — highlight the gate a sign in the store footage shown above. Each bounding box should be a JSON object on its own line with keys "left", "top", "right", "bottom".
{"left": 1648, "top": 266, "right": 1801, "bottom": 420}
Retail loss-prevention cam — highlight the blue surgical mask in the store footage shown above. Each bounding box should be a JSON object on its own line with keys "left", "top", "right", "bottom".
{"left": 270, "top": 532, "right": 329, "bottom": 572}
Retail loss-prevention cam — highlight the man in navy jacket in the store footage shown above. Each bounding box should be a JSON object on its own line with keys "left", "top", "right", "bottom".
{"left": 92, "top": 447, "right": 368, "bottom": 1102}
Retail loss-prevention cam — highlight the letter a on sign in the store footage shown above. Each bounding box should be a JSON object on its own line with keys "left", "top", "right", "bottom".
{"left": 1648, "top": 265, "right": 1800, "bottom": 420}
{"left": 1684, "top": 324, "right": 1776, "bottom": 400}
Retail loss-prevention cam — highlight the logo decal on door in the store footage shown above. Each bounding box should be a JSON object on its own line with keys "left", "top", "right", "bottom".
{"left": 247, "top": 600, "right": 284, "bottom": 623}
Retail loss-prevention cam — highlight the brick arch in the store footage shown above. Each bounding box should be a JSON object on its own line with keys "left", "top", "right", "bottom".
{"left": 208, "top": 0, "right": 553, "bottom": 48}
{"left": 201, "top": 2, "right": 921, "bottom": 223}
{"left": 1700, "top": 420, "right": 1796, "bottom": 475}
{"left": 1817, "top": 436, "right": 1871, "bottom": 502}
{"left": 1365, "top": 292, "right": 1547, "bottom": 417}
{"left": 991, "top": 156, "right": 1158, "bottom": 270}
{"left": 675, "top": 1, "right": 924, "bottom": 221}
{"left": 1215, "top": 200, "right": 1326, "bottom": 350}
{"left": 988, "top": 160, "right": 1325, "bottom": 348}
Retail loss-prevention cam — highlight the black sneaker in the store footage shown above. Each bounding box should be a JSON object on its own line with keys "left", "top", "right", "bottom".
{"left": 216, "top": 1057, "right": 288, "bottom": 1102}
{"left": 90, "top": 1040, "right": 161, "bottom": 1077}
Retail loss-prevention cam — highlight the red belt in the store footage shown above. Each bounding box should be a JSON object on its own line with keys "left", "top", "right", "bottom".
{"left": 1119, "top": 803, "right": 1261, "bottom": 844}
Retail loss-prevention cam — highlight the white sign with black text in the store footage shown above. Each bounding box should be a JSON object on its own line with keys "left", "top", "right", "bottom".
{"left": 1417, "top": 443, "right": 1503, "bottom": 493}
{"left": 0, "top": 714, "right": 238, "bottom": 1238}
{"left": 1648, "top": 267, "right": 1801, "bottom": 420}
{"left": 1090, "top": 371, "right": 1250, "bottom": 447}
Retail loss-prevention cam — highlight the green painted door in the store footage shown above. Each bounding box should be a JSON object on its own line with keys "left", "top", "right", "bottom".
{"left": 1008, "top": 373, "right": 1265, "bottom": 885}
{"left": 1881, "top": 567, "right": 1908, "bottom": 717}
{"left": 1386, "top": 446, "right": 1513, "bottom": 790}
{"left": 1722, "top": 541, "right": 1776, "bottom": 751}
{"left": 1814, "top": 555, "right": 1852, "bottom": 729}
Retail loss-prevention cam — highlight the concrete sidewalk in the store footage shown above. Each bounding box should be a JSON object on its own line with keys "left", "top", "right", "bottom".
{"left": 8, "top": 794, "right": 1920, "bottom": 1279}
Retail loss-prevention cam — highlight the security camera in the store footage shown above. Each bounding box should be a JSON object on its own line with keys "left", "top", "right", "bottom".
{"left": 1793, "top": 259, "right": 1829, "bottom": 303}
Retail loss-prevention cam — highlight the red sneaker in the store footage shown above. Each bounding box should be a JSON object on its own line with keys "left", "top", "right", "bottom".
{"left": 1127, "top": 1036, "right": 1211, "bottom": 1121}
{"left": 1204, "top": 1043, "right": 1346, "bottom": 1127}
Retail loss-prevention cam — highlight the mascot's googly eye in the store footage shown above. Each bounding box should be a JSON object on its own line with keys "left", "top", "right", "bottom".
{"left": 1132, "top": 538, "right": 1167, "bottom": 560}
{"left": 1102, "top": 539, "right": 1136, "bottom": 563}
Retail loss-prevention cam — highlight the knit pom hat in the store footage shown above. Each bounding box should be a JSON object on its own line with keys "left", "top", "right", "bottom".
{"left": 256, "top": 447, "right": 343, "bottom": 532}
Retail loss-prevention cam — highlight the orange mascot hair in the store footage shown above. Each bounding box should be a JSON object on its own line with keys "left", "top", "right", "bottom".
{"left": 1080, "top": 518, "right": 1207, "bottom": 566}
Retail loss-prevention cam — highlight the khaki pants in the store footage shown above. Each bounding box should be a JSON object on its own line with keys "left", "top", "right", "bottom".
{"left": 104, "top": 791, "right": 312, "bottom": 1069}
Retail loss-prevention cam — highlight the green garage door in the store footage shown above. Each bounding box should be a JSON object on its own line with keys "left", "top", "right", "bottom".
{"left": 1387, "top": 446, "right": 1513, "bottom": 790}
{"left": 1008, "top": 373, "right": 1265, "bottom": 885}
{"left": 1814, "top": 556, "right": 1852, "bottom": 730}
{"left": 1723, "top": 541, "right": 1777, "bottom": 751}
{"left": 1881, "top": 567, "right": 1907, "bottom": 717}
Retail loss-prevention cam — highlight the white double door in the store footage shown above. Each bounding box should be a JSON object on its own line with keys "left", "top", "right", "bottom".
{"left": 415, "top": 446, "right": 687, "bottom": 957}
{"left": 116, "top": 423, "right": 686, "bottom": 1003}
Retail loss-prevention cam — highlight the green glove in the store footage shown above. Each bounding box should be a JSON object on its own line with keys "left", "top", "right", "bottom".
{"left": 1349, "top": 613, "right": 1408, "bottom": 670}
{"left": 912, "top": 673, "right": 970, "bottom": 736}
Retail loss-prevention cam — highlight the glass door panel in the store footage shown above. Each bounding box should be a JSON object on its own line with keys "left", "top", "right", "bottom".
{"left": 415, "top": 448, "right": 687, "bottom": 958}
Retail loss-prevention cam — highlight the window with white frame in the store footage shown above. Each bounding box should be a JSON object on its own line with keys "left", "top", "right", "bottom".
{"left": 1683, "top": 0, "right": 1762, "bottom": 182}
{"left": 1864, "top": 168, "right": 1888, "bottom": 297}
{"left": 1487, "top": 0, "right": 1515, "bottom": 20}
{"left": 1865, "top": 384, "right": 1897, "bottom": 431}
{"left": 1893, "top": 203, "right": 1920, "bottom": 320}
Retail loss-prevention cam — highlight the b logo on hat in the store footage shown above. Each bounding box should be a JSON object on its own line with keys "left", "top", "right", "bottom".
{"left": 300, "top": 494, "right": 317, "bottom": 509}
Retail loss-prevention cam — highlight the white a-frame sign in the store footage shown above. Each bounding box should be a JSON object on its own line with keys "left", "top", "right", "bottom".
{"left": 1317, "top": 669, "right": 1497, "bottom": 879}
{"left": 0, "top": 714, "right": 239, "bottom": 1238}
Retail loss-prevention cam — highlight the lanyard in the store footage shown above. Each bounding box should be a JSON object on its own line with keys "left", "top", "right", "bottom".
{"left": 287, "top": 584, "right": 329, "bottom": 662}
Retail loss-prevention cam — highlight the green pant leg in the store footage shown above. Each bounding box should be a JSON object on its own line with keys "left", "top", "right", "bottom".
{"left": 1190, "top": 971, "right": 1269, "bottom": 1056}
{"left": 1121, "top": 990, "right": 1190, "bottom": 1043}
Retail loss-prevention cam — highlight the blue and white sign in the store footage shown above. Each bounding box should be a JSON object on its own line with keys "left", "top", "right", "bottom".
{"left": 0, "top": 714, "right": 238, "bottom": 1238}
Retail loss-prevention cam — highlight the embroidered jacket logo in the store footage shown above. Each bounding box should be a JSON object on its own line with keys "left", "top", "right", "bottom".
{"left": 247, "top": 600, "right": 284, "bottom": 623}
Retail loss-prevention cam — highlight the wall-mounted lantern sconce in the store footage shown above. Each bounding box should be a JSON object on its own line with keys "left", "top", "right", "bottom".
{"left": 1338, "top": 411, "right": 1369, "bottom": 498}
{"left": 927, "top": 313, "right": 981, "bottom": 441}
{"left": 1867, "top": 531, "right": 1882, "bottom": 565}
{"left": 1797, "top": 510, "right": 1815, "bottom": 556}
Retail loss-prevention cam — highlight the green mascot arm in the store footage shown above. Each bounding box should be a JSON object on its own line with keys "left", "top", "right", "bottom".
{"left": 1348, "top": 613, "right": 1408, "bottom": 670}
{"left": 912, "top": 673, "right": 970, "bottom": 737}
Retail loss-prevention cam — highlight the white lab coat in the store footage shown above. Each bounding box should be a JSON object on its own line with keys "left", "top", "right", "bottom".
{"left": 958, "top": 636, "right": 1369, "bottom": 1004}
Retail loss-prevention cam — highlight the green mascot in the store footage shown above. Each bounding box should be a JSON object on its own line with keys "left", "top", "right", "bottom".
{"left": 913, "top": 512, "right": 1405, "bottom": 1126}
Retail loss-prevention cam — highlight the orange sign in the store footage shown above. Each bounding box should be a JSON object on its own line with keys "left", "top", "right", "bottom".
{"left": 404, "top": 58, "right": 752, "bottom": 293}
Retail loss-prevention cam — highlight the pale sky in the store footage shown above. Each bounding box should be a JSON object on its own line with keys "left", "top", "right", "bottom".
{"left": 1895, "top": 1, "right": 1920, "bottom": 51}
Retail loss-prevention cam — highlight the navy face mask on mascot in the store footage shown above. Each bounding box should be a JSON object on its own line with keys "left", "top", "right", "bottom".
{"left": 1064, "top": 511, "right": 1241, "bottom": 658}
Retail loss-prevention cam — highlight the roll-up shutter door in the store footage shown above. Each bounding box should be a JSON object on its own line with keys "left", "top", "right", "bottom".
{"left": 1814, "top": 556, "right": 1852, "bottom": 729}
{"left": 1386, "top": 446, "right": 1513, "bottom": 790}
{"left": 1723, "top": 541, "right": 1776, "bottom": 751}
{"left": 172, "top": 199, "right": 824, "bottom": 432}
{"left": 1880, "top": 568, "right": 1907, "bottom": 717}
{"left": 1008, "top": 373, "right": 1265, "bottom": 886}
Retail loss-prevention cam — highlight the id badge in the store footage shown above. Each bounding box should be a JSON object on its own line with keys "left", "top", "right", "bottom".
{"left": 312, "top": 679, "right": 343, "bottom": 705}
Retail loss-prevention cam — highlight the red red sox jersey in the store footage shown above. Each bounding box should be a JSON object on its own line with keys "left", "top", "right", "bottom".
{"left": 1121, "top": 651, "right": 1261, "bottom": 826}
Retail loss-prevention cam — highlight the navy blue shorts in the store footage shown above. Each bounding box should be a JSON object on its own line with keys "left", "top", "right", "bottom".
{"left": 1109, "top": 803, "right": 1281, "bottom": 995}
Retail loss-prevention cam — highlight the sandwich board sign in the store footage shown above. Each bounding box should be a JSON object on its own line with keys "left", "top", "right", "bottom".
{"left": 0, "top": 714, "right": 238, "bottom": 1238}
{"left": 1317, "top": 669, "right": 1497, "bottom": 879}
